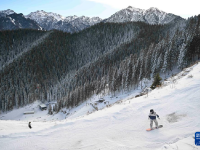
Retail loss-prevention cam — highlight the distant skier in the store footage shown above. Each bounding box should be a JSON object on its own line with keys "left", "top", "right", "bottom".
{"left": 28, "top": 122, "right": 32, "bottom": 129}
{"left": 148, "top": 109, "right": 160, "bottom": 129}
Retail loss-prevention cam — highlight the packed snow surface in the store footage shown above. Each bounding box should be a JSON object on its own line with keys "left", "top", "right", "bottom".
{"left": 1, "top": 62, "right": 200, "bottom": 150}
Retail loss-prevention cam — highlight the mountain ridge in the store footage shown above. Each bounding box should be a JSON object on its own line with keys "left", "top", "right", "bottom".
{"left": 104, "top": 6, "right": 184, "bottom": 24}
{"left": 0, "top": 6, "right": 184, "bottom": 32}
{"left": 26, "top": 10, "right": 102, "bottom": 33}
{"left": 0, "top": 10, "right": 42, "bottom": 30}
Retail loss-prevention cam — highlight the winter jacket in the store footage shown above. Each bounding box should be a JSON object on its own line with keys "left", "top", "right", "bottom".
{"left": 28, "top": 122, "right": 32, "bottom": 129}
{"left": 149, "top": 112, "right": 159, "bottom": 120}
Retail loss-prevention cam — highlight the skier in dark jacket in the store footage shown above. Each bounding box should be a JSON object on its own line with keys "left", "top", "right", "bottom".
{"left": 148, "top": 109, "right": 160, "bottom": 129}
{"left": 28, "top": 122, "right": 32, "bottom": 129}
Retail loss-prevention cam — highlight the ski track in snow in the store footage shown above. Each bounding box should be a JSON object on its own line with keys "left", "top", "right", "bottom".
{"left": 0, "top": 63, "right": 200, "bottom": 150}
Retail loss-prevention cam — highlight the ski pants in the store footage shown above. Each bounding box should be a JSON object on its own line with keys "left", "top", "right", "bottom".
{"left": 150, "top": 119, "right": 158, "bottom": 128}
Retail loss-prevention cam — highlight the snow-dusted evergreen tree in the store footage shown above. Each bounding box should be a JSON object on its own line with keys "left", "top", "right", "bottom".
{"left": 108, "top": 67, "right": 114, "bottom": 94}
{"left": 48, "top": 104, "right": 53, "bottom": 115}
{"left": 162, "top": 50, "right": 170, "bottom": 74}
{"left": 126, "top": 61, "right": 133, "bottom": 91}
{"left": 53, "top": 104, "right": 58, "bottom": 113}
{"left": 177, "top": 43, "right": 187, "bottom": 69}
{"left": 151, "top": 48, "right": 158, "bottom": 76}
{"left": 121, "top": 60, "right": 128, "bottom": 92}
{"left": 150, "top": 73, "right": 162, "bottom": 89}
{"left": 112, "top": 69, "right": 118, "bottom": 95}
{"left": 156, "top": 53, "right": 163, "bottom": 72}
{"left": 134, "top": 59, "right": 141, "bottom": 88}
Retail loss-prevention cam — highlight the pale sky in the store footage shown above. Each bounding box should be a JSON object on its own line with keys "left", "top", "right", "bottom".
{"left": 88, "top": 0, "right": 200, "bottom": 19}
{"left": 0, "top": 0, "right": 199, "bottom": 19}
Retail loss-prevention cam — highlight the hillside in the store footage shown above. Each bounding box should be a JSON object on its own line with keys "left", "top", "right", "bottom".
{"left": 0, "top": 62, "right": 199, "bottom": 150}
{"left": 1, "top": 14, "right": 200, "bottom": 114}
{"left": 0, "top": 22, "right": 168, "bottom": 112}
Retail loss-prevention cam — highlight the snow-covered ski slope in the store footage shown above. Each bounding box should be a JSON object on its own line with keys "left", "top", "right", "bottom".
{"left": 0, "top": 62, "right": 200, "bottom": 150}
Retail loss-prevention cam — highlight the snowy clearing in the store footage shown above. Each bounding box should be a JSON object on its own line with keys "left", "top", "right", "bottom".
{"left": 0, "top": 62, "right": 200, "bottom": 150}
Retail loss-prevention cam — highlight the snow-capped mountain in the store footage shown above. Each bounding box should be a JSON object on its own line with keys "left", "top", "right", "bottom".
{"left": 0, "top": 9, "right": 15, "bottom": 18}
{"left": 105, "top": 6, "right": 183, "bottom": 24}
{"left": 0, "top": 9, "right": 42, "bottom": 30}
{"left": 65, "top": 15, "right": 79, "bottom": 22}
{"left": 0, "top": 7, "right": 183, "bottom": 32}
{"left": 26, "top": 10, "right": 64, "bottom": 24}
{"left": 0, "top": 9, "right": 15, "bottom": 15}
{"left": 68, "top": 16, "right": 102, "bottom": 30}
{"left": 26, "top": 10, "right": 102, "bottom": 33}
{"left": 25, "top": 10, "right": 64, "bottom": 31}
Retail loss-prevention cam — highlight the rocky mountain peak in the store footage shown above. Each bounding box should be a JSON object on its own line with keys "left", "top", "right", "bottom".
{"left": 27, "top": 10, "right": 65, "bottom": 21}
{"left": 126, "top": 6, "right": 144, "bottom": 12}
{"left": 147, "top": 7, "right": 160, "bottom": 11}
{"left": 145, "top": 7, "right": 164, "bottom": 15}
{"left": 25, "top": 10, "right": 102, "bottom": 33}
{"left": 0, "top": 9, "right": 15, "bottom": 15}
{"left": 105, "top": 6, "right": 182, "bottom": 25}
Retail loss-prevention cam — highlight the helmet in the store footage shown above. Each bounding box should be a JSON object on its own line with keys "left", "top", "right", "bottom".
{"left": 150, "top": 109, "right": 154, "bottom": 113}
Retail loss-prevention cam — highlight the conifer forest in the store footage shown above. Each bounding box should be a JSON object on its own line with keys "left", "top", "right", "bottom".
{"left": 0, "top": 15, "right": 200, "bottom": 112}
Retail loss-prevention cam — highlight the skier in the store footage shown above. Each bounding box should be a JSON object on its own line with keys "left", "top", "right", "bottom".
{"left": 148, "top": 109, "right": 160, "bottom": 129}
{"left": 28, "top": 122, "right": 32, "bottom": 129}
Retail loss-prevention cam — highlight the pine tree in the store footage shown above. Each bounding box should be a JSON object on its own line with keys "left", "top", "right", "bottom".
{"left": 126, "top": 62, "right": 133, "bottom": 91}
{"left": 162, "top": 50, "right": 170, "bottom": 74}
{"left": 108, "top": 67, "right": 114, "bottom": 93}
{"left": 177, "top": 43, "right": 187, "bottom": 69}
{"left": 48, "top": 104, "right": 53, "bottom": 115}
{"left": 150, "top": 73, "right": 162, "bottom": 89}
{"left": 55, "top": 103, "right": 59, "bottom": 112}
{"left": 112, "top": 69, "right": 118, "bottom": 95}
